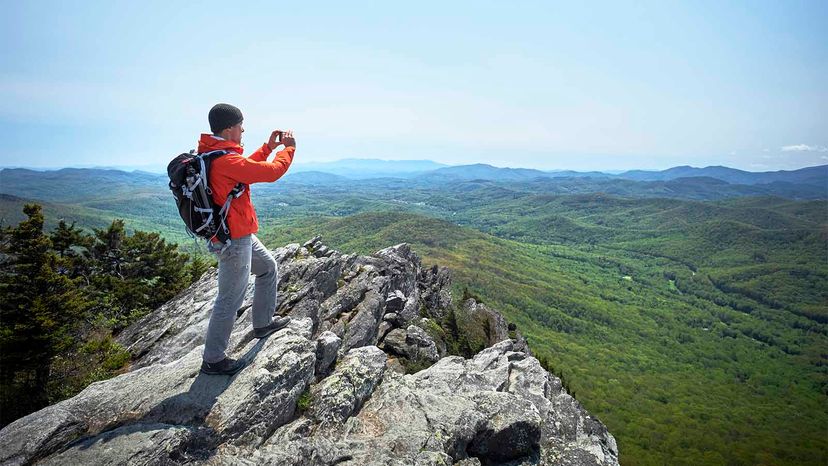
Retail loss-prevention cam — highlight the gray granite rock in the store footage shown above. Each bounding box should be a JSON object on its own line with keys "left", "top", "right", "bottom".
{"left": 314, "top": 245, "right": 331, "bottom": 257}
{"left": 419, "top": 264, "right": 453, "bottom": 320}
{"left": 467, "top": 391, "right": 542, "bottom": 462}
{"left": 0, "top": 318, "right": 316, "bottom": 465}
{"left": 385, "top": 289, "right": 406, "bottom": 312}
{"left": 380, "top": 328, "right": 407, "bottom": 356}
{"left": 376, "top": 321, "right": 393, "bottom": 342}
{"left": 340, "top": 286, "right": 386, "bottom": 353}
{"left": 405, "top": 325, "right": 441, "bottom": 362}
{"left": 373, "top": 244, "right": 420, "bottom": 298}
{"left": 204, "top": 328, "right": 316, "bottom": 446}
{"left": 460, "top": 298, "right": 532, "bottom": 355}
{"left": 337, "top": 340, "right": 617, "bottom": 465}
{"left": 0, "top": 240, "right": 618, "bottom": 466}
{"left": 308, "top": 346, "right": 387, "bottom": 426}
{"left": 302, "top": 236, "right": 322, "bottom": 250}
{"left": 314, "top": 331, "right": 342, "bottom": 381}
{"left": 382, "top": 311, "right": 401, "bottom": 325}
{"left": 380, "top": 325, "right": 440, "bottom": 363}
{"left": 39, "top": 423, "right": 194, "bottom": 466}
{"left": 319, "top": 268, "right": 371, "bottom": 321}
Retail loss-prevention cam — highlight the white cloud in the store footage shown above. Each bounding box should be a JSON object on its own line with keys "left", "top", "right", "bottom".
{"left": 781, "top": 144, "right": 828, "bottom": 152}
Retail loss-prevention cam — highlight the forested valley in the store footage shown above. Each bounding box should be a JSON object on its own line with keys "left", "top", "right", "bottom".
{"left": 0, "top": 166, "right": 825, "bottom": 465}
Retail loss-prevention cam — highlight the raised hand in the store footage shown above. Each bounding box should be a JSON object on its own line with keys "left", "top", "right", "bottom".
{"left": 267, "top": 130, "right": 285, "bottom": 151}
{"left": 267, "top": 129, "right": 296, "bottom": 150}
{"left": 281, "top": 130, "right": 296, "bottom": 149}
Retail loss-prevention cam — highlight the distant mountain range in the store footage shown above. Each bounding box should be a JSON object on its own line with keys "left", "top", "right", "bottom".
{"left": 614, "top": 165, "right": 827, "bottom": 185}
{"left": 417, "top": 163, "right": 827, "bottom": 185}
{"left": 1, "top": 163, "right": 825, "bottom": 203}
{"left": 289, "top": 158, "right": 448, "bottom": 179}
{"left": 419, "top": 163, "right": 551, "bottom": 182}
{"left": 6, "top": 159, "right": 825, "bottom": 186}
{"left": 288, "top": 160, "right": 827, "bottom": 189}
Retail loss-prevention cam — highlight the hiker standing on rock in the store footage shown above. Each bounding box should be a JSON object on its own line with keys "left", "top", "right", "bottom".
{"left": 199, "top": 103, "right": 295, "bottom": 375}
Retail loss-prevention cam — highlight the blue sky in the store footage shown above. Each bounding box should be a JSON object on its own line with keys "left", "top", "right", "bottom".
{"left": 1, "top": 0, "right": 826, "bottom": 171}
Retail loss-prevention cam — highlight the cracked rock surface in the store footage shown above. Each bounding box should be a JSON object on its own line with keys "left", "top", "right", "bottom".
{"left": 0, "top": 240, "right": 618, "bottom": 466}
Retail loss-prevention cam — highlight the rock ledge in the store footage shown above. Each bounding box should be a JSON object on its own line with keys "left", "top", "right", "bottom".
{"left": 0, "top": 240, "right": 618, "bottom": 466}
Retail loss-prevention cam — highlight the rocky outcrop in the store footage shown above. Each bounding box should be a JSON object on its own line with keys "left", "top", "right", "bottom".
{"left": 381, "top": 324, "right": 441, "bottom": 363}
{"left": 0, "top": 239, "right": 618, "bottom": 466}
{"left": 460, "top": 298, "right": 532, "bottom": 354}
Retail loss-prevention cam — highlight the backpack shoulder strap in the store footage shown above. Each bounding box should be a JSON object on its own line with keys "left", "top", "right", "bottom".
{"left": 198, "top": 149, "right": 228, "bottom": 160}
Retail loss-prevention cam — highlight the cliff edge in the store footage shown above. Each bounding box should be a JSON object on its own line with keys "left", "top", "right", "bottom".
{"left": 0, "top": 238, "right": 618, "bottom": 466}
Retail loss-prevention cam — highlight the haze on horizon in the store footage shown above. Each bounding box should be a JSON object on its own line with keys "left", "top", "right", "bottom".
{"left": 1, "top": 1, "right": 826, "bottom": 172}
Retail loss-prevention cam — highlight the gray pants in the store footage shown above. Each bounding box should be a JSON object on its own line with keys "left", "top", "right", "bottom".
{"left": 203, "top": 234, "right": 277, "bottom": 363}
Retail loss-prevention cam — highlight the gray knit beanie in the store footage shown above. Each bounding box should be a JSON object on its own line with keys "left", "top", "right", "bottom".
{"left": 208, "top": 103, "right": 243, "bottom": 134}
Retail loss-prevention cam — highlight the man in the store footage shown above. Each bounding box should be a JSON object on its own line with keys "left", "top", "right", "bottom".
{"left": 198, "top": 103, "right": 296, "bottom": 375}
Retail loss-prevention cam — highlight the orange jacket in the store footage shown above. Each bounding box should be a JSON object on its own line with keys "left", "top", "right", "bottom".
{"left": 197, "top": 133, "right": 295, "bottom": 240}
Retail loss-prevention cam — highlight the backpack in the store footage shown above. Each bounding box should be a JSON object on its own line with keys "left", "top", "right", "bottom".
{"left": 167, "top": 149, "right": 245, "bottom": 246}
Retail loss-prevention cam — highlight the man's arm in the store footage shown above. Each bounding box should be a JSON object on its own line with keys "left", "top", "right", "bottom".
{"left": 268, "top": 146, "right": 295, "bottom": 179}
{"left": 250, "top": 130, "right": 296, "bottom": 162}
{"left": 225, "top": 130, "right": 296, "bottom": 183}
{"left": 219, "top": 150, "right": 295, "bottom": 184}
{"left": 248, "top": 143, "right": 273, "bottom": 163}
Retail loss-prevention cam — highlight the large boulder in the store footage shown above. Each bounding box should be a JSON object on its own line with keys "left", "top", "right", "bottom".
{"left": 205, "top": 341, "right": 617, "bottom": 466}
{"left": 307, "top": 346, "right": 387, "bottom": 426}
{"left": 419, "top": 264, "right": 453, "bottom": 320}
{"left": 0, "top": 318, "right": 315, "bottom": 465}
{"left": 321, "top": 340, "right": 617, "bottom": 465}
{"left": 38, "top": 423, "right": 195, "bottom": 466}
{"left": 314, "top": 331, "right": 342, "bottom": 381}
{"left": 380, "top": 325, "right": 440, "bottom": 363}
{"left": 458, "top": 298, "right": 531, "bottom": 355}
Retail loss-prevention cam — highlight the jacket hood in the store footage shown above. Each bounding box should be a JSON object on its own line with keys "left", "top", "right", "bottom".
{"left": 197, "top": 134, "right": 245, "bottom": 155}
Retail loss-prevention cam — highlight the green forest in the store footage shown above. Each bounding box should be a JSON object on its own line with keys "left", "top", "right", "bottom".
{"left": 0, "top": 168, "right": 825, "bottom": 465}
{"left": 258, "top": 210, "right": 827, "bottom": 466}
{"left": 0, "top": 204, "right": 208, "bottom": 425}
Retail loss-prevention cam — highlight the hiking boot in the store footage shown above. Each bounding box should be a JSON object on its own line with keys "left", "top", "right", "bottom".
{"left": 200, "top": 357, "right": 246, "bottom": 375}
{"left": 253, "top": 316, "right": 292, "bottom": 338}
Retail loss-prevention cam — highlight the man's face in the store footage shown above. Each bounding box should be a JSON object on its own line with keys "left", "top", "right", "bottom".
{"left": 227, "top": 122, "right": 244, "bottom": 144}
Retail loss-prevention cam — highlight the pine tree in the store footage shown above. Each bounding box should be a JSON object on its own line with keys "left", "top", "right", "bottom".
{"left": 50, "top": 219, "right": 85, "bottom": 258}
{"left": 1, "top": 208, "right": 203, "bottom": 426}
{"left": 86, "top": 219, "right": 191, "bottom": 329}
{"left": 186, "top": 253, "right": 211, "bottom": 284}
{"left": 0, "top": 204, "right": 89, "bottom": 426}
{"left": 91, "top": 219, "right": 126, "bottom": 277}
{"left": 121, "top": 230, "right": 189, "bottom": 308}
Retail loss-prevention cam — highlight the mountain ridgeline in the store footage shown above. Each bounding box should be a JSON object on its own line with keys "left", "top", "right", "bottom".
{"left": 1, "top": 162, "right": 825, "bottom": 198}
{"left": 0, "top": 162, "right": 825, "bottom": 465}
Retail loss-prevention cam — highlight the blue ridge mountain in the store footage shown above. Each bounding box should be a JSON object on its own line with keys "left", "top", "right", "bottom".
{"left": 615, "top": 164, "right": 827, "bottom": 185}
{"left": 290, "top": 158, "right": 448, "bottom": 179}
